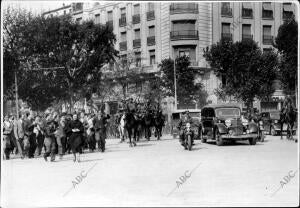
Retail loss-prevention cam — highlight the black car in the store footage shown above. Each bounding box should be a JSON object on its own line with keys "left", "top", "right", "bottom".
{"left": 200, "top": 104, "right": 259, "bottom": 146}
{"left": 260, "top": 111, "right": 297, "bottom": 136}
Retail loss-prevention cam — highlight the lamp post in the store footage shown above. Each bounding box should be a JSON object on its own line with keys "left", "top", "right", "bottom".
{"left": 174, "top": 58, "right": 177, "bottom": 110}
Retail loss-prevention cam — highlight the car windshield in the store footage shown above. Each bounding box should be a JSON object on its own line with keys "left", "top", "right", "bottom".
{"left": 270, "top": 112, "right": 280, "bottom": 119}
{"left": 215, "top": 108, "right": 240, "bottom": 118}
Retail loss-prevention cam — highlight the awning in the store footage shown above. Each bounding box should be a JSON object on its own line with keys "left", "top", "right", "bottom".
{"left": 242, "top": 2, "right": 252, "bottom": 9}
{"left": 262, "top": 2, "right": 272, "bottom": 11}
{"left": 283, "top": 3, "right": 293, "bottom": 12}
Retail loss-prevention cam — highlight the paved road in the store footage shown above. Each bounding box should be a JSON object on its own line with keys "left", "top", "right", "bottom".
{"left": 1, "top": 134, "right": 299, "bottom": 207}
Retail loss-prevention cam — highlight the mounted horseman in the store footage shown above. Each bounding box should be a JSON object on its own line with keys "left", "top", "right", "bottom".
{"left": 280, "top": 95, "right": 297, "bottom": 142}
{"left": 153, "top": 102, "right": 165, "bottom": 140}
{"left": 143, "top": 100, "right": 153, "bottom": 141}
{"left": 125, "top": 98, "right": 137, "bottom": 147}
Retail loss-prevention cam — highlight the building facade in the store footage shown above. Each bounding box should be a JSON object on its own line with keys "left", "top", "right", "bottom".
{"left": 42, "top": 1, "right": 298, "bottom": 113}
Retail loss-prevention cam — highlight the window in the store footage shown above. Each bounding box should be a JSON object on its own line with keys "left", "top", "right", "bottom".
{"left": 149, "top": 26, "right": 155, "bottom": 36}
{"left": 120, "top": 8, "right": 126, "bottom": 18}
{"left": 149, "top": 50, "right": 155, "bottom": 65}
{"left": 221, "top": 23, "right": 231, "bottom": 40}
{"left": 108, "top": 11, "right": 113, "bottom": 21}
{"left": 121, "top": 32, "right": 127, "bottom": 42}
{"left": 134, "top": 4, "right": 140, "bottom": 15}
{"left": 221, "top": 2, "right": 232, "bottom": 16}
{"left": 95, "top": 14, "right": 100, "bottom": 24}
{"left": 262, "top": 2, "right": 273, "bottom": 19}
{"left": 242, "top": 24, "right": 252, "bottom": 40}
{"left": 121, "top": 54, "right": 127, "bottom": 66}
{"left": 172, "top": 20, "right": 195, "bottom": 31}
{"left": 134, "top": 29, "right": 140, "bottom": 39}
{"left": 283, "top": 3, "right": 293, "bottom": 19}
{"left": 148, "top": 2, "right": 155, "bottom": 11}
{"left": 135, "top": 52, "right": 141, "bottom": 67}
{"left": 242, "top": 2, "right": 253, "bottom": 18}
{"left": 263, "top": 25, "right": 272, "bottom": 45}
{"left": 263, "top": 48, "right": 272, "bottom": 53}
{"left": 179, "top": 50, "right": 189, "bottom": 57}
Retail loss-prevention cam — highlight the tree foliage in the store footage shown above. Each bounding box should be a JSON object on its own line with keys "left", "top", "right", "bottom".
{"left": 3, "top": 6, "right": 118, "bottom": 111}
{"left": 203, "top": 39, "right": 278, "bottom": 108}
{"left": 159, "top": 56, "right": 206, "bottom": 107}
{"left": 274, "top": 17, "right": 298, "bottom": 95}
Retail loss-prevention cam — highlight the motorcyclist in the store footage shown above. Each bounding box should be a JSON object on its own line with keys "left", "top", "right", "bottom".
{"left": 177, "top": 110, "right": 194, "bottom": 147}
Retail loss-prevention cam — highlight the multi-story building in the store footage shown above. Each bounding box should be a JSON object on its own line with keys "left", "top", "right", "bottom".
{"left": 42, "top": 1, "right": 298, "bottom": 114}
{"left": 42, "top": 3, "right": 72, "bottom": 18}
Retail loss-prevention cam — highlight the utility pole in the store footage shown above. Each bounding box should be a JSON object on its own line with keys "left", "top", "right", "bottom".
{"left": 174, "top": 58, "right": 177, "bottom": 110}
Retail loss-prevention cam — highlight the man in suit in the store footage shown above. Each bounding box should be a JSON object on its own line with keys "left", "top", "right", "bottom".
{"left": 13, "top": 114, "right": 25, "bottom": 159}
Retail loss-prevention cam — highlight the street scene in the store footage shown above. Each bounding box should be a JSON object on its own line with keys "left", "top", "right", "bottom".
{"left": 1, "top": 1, "right": 299, "bottom": 207}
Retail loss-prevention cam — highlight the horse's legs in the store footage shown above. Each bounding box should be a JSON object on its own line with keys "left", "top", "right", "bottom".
{"left": 128, "top": 128, "right": 132, "bottom": 147}
{"left": 280, "top": 122, "right": 283, "bottom": 140}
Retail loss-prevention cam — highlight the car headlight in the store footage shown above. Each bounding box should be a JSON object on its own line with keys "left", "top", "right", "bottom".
{"left": 225, "top": 119, "right": 231, "bottom": 127}
{"left": 274, "top": 120, "right": 278, "bottom": 124}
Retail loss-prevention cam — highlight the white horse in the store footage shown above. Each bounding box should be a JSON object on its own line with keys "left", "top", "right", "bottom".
{"left": 118, "top": 114, "right": 127, "bottom": 142}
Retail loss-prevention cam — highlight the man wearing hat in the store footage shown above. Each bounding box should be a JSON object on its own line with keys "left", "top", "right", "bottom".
{"left": 177, "top": 110, "right": 194, "bottom": 147}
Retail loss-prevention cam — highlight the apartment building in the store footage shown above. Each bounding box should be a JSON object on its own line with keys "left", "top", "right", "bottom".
{"left": 42, "top": 2, "right": 298, "bottom": 112}
{"left": 42, "top": 3, "right": 72, "bottom": 17}
{"left": 212, "top": 1, "right": 298, "bottom": 111}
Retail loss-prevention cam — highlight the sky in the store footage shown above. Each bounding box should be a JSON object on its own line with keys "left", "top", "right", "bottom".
{"left": 2, "top": 0, "right": 72, "bottom": 15}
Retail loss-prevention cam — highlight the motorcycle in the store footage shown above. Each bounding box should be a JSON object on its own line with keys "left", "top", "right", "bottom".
{"left": 184, "top": 123, "right": 193, "bottom": 151}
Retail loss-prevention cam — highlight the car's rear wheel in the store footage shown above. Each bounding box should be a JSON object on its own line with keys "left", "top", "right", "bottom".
{"left": 215, "top": 130, "right": 223, "bottom": 146}
{"left": 249, "top": 137, "right": 257, "bottom": 145}
{"left": 270, "top": 126, "right": 276, "bottom": 136}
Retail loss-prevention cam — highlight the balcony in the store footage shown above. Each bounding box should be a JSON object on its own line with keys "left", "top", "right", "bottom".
{"left": 221, "top": 33, "right": 232, "bottom": 41}
{"left": 170, "top": 3, "right": 198, "bottom": 14}
{"left": 242, "top": 9, "right": 253, "bottom": 18}
{"left": 106, "top": 20, "right": 113, "bottom": 29}
{"left": 221, "top": 8, "right": 232, "bottom": 17}
{"left": 147, "top": 36, "right": 155, "bottom": 46}
{"left": 133, "top": 39, "right": 141, "bottom": 48}
{"left": 242, "top": 34, "right": 253, "bottom": 41}
{"left": 262, "top": 10, "right": 273, "bottom": 19}
{"left": 263, "top": 35, "right": 273, "bottom": 45}
{"left": 119, "top": 17, "right": 126, "bottom": 27}
{"left": 283, "top": 11, "right": 293, "bottom": 20}
{"left": 170, "top": 30, "right": 199, "bottom": 40}
{"left": 119, "top": 41, "right": 127, "bottom": 51}
{"left": 132, "top": 14, "right": 140, "bottom": 24}
{"left": 147, "top": 11, "right": 155, "bottom": 21}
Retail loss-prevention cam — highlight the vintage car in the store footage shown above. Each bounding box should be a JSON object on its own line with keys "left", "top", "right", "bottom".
{"left": 200, "top": 104, "right": 259, "bottom": 146}
{"left": 170, "top": 109, "right": 201, "bottom": 139}
{"left": 260, "top": 111, "right": 297, "bottom": 136}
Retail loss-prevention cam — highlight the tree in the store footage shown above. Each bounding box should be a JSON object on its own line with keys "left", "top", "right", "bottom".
{"left": 159, "top": 56, "right": 206, "bottom": 108}
{"left": 203, "top": 39, "right": 278, "bottom": 110}
{"left": 274, "top": 17, "right": 298, "bottom": 98}
{"left": 3, "top": 7, "right": 118, "bottom": 111}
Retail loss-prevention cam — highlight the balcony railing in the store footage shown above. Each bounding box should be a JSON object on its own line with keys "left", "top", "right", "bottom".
{"left": 221, "top": 33, "right": 232, "bottom": 41}
{"left": 262, "top": 10, "right": 273, "bottom": 19}
{"left": 147, "top": 36, "right": 156, "bottom": 46}
{"left": 106, "top": 20, "right": 113, "bottom": 29}
{"left": 132, "top": 14, "right": 140, "bottom": 24}
{"left": 263, "top": 35, "right": 273, "bottom": 45}
{"left": 119, "top": 41, "right": 127, "bottom": 51}
{"left": 221, "top": 7, "right": 232, "bottom": 17}
{"left": 119, "top": 17, "right": 126, "bottom": 27}
{"left": 147, "top": 11, "right": 155, "bottom": 21}
{"left": 242, "top": 9, "right": 253, "bottom": 18}
{"left": 170, "top": 30, "right": 199, "bottom": 40}
{"left": 133, "top": 39, "right": 141, "bottom": 48}
{"left": 170, "top": 3, "right": 199, "bottom": 14}
{"left": 283, "top": 11, "right": 293, "bottom": 20}
{"left": 242, "top": 34, "right": 253, "bottom": 40}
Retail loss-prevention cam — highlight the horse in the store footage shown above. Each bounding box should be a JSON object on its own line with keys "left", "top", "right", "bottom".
{"left": 280, "top": 98, "right": 297, "bottom": 142}
{"left": 143, "top": 110, "right": 153, "bottom": 141}
{"left": 124, "top": 111, "right": 137, "bottom": 147}
{"left": 118, "top": 113, "right": 127, "bottom": 142}
{"left": 153, "top": 111, "right": 165, "bottom": 140}
{"left": 134, "top": 112, "right": 144, "bottom": 142}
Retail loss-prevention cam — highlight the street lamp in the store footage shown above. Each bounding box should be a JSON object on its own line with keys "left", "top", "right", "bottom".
{"left": 174, "top": 58, "right": 177, "bottom": 110}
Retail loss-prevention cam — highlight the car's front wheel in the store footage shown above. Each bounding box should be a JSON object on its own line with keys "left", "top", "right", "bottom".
{"left": 215, "top": 130, "right": 223, "bottom": 146}
{"left": 249, "top": 137, "right": 257, "bottom": 145}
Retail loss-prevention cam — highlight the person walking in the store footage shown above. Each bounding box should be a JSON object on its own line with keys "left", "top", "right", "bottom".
{"left": 43, "top": 114, "right": 58, "bottom": 162}
{"left": 94, "top": 111, "right": 110, "bottom": 152}
{"left": 54, "top": 114, "right": 67, "bottom": 160}
{"left": 68, "top": 113, "right": 84, "bottom": 162}
{"left": 3, "top": 115, "right": 14, "bottom": 160}
{"left": 13, "top": 114, "right": 25, "bottom": 159}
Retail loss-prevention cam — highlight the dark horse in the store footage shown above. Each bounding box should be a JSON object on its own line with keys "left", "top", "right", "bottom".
{"left": 153, "top": 110, "right": 165, "bottom": 140}
{"left": 143, "top": 110, "right": 153, "bottom": 141}
{"left": 134, "top": 112, "right": 144, "bottom": 142}
{"left": 125, "top": 111, "right": 137, "bottom": 147}
{"left": 280, "top": 97, "right": 297, "bottom": 142}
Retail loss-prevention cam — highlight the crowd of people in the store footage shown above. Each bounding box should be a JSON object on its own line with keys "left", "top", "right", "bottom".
{"left": 2, "top": 98, "right": 164, "bottom": 162}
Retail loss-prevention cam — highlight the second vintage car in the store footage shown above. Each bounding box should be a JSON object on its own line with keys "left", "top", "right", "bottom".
{"left": 200, "top": 104, "right": 259, "bottom": 146}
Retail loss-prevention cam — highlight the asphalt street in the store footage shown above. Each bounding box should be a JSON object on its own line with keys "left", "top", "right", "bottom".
{"left": 1, "top": 134, "right": 299, "bottom": 207}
